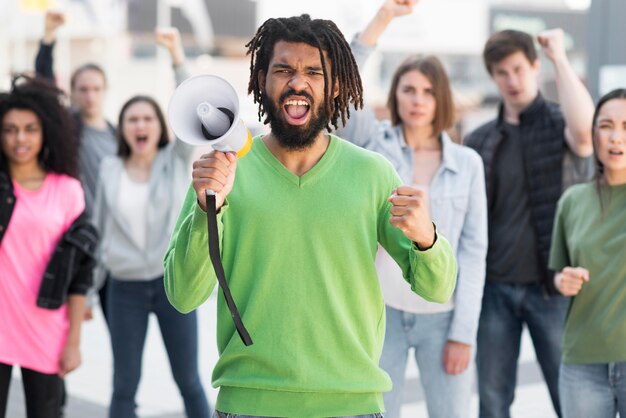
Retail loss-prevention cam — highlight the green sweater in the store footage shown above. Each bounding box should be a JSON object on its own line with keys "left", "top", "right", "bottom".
{"left": 164, "top": 136, "right": 457, "bottom": 417}
{"left": 549, "top": 182, "right": 626, "bottom": 364}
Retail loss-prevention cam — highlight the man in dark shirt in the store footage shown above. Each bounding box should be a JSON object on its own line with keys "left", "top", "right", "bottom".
{"left": 465, "top": 29, "right": 594, "bottom": 418}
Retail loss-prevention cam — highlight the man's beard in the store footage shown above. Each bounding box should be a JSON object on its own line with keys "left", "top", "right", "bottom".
{"left": 261, "top": 90, "right": 329, "bottom": 151}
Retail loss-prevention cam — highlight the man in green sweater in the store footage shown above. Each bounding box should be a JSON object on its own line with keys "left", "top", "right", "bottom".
{"left": 164, "top": 14, "right": 457, "bottom": 418}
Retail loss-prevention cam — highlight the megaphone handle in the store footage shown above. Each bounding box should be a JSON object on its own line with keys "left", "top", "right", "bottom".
{"left": 205, "top": 191, "right": 254, "bottom": 346}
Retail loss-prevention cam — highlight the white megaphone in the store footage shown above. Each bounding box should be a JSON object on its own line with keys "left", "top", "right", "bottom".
{"left": 168, "top": 74, "right": 253, "bottom": 158}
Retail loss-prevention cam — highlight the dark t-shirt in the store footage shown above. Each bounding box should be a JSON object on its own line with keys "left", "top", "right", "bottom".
{"left": 486, "top": 122, "right": 543, "bottom": 284}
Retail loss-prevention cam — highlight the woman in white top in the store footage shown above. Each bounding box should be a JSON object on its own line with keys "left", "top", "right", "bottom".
{"left": 92, "top": 29, "right": 211, "bottom": 418}
{"left": 336, "top": 1, "right": 488, "bottom": 417}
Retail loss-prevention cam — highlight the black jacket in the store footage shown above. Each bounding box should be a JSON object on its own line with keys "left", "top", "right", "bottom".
{"left": 0, "top": 168, "right": 98, "bottom": 309}
{"left": 465, "top": 94, "right": 565, "bottom": 294}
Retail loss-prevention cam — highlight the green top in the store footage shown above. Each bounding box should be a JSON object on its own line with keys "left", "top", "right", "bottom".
{"left": 549, "top": 182, "right": 626, "bottom": 364}
{"left": 164, "top": 136, "right": 457, "bottom": 417}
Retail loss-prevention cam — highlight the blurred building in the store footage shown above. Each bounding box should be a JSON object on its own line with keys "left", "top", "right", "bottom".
{"left": 587, "top": 0, "right": 626, "bottom": 99}
{"left": 3, "top": 0, "right": 623, "bottom": 134}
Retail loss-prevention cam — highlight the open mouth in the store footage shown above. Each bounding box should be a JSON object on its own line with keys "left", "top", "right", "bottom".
{"left": 282, "top": 98, "right": 310, "bottom": 125}
{"left": 136, "top": 135, "right": 148, "bottom": 144}
{"left": 14, "top": 146, "right": 29, "bottom": 155}
{"left": 608, "top": 149, "right": 624, "bottom": 156}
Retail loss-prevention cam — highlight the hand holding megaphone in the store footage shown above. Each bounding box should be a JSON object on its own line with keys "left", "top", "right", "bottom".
{"left": 192, "top": 151, "right": 237, "bottom": 211}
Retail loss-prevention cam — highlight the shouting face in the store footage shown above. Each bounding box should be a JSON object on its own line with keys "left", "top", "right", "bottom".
{"left": 259, "top": 41, "right": 339, "bottom": 150}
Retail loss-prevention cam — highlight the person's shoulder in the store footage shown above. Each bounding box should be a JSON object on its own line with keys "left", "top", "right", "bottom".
{"left": 450, "top": 141, "right": 485, "bottom": 171}
{"left": 50, "top": 172, "right": 81, "bottom": 188}
{"left": 540, "top": 98, "right": 565, "bottom": 124}
{"left": 334, "top": 134, "right": 393, "bottom": 167}
{"left": 100, "top": 155, "right": 122, "bottom": 170}
{"left": 49, "top": 172, "right": 84, "bottom": 202}
{"left": 543, "top": 99, "right": 562, "bottom": 115}
{"left": 560, "top": 181, "right": 595, "bottom": 205}
{"left": 447, "top": 139, "right": 482, "bottom": 159}
{"left": 464, "top": 119, "right": 498, "bottom": 148}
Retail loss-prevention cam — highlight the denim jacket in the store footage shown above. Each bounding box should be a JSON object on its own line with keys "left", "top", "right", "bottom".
{"left": 0, "top": 168, "right": 98, "bottom": 310}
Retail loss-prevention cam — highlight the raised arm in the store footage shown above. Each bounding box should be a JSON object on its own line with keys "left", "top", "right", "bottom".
{"left": 358, "top": 0, "right": 417, "bottom": 47}
{"left": 35, "top": 10, "right": 65, "bottom": 82}
{"left": 336, "top": 0, "right": 417, "bottom": 146}
{"left": 537, "top": 29, "right": 594, "bottom": 157}
{"left": 155, "top": 26, "right": 192, "bottom": 84}
{"left": 155, "top": 27, "right": 196, "bottom": 159}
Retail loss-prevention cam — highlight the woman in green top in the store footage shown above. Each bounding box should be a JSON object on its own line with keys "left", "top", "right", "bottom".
{"left": 549, "top": 88, "right": 626, "bottom": 418}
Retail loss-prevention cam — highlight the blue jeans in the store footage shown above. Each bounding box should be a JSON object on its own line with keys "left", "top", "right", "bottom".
{"left": 213, "top": 413, "right": 383, "bottom": 418}
{"left": 476, "top": 281, "right": 569, "bottom": 418}
{"left": 379, "top": 307, "right": 473, "bottom": 418}
{"left": 560, "top": 362, "right": 626, "bottom": 418}
{"left": 107, "top": 277, "right": 211, "bottom": 418}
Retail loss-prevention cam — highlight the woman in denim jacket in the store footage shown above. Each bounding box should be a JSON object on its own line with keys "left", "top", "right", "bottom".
{"left": 0, "top": 76, "right": 89, "bottom": 418}
{"left": 335, "top": 2, "right": 488, "bottom": 417}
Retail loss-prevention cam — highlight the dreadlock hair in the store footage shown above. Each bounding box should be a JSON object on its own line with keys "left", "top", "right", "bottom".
{"left": 0, "top": 74, "right": 78, "bottom": 178}
{"left": 245, "top": 14, "right": 363, "bottom": 130}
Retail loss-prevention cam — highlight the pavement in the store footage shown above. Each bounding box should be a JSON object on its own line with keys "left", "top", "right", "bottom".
{"left": 7, "top": 291, "right": 559, "bottom": 418}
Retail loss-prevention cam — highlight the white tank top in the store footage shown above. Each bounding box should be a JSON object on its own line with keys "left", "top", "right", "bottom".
{"left": 117, "top": 169, "right": 150, "bottom": 251}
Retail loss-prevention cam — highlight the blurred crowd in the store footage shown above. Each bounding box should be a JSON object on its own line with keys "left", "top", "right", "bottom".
{"left": 1, "top": 1, "right": 625, "bottom": 418}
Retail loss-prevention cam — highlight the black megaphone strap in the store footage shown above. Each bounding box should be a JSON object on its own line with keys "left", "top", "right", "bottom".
{"left": 206, "top": 192, "right": 253, "bottom": 346}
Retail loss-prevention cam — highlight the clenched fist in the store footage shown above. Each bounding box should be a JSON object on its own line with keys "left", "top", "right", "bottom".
{"left": 388, "top": 185, "right": 436, "bottom": 249}
{"left": 192, "top": 151, "right": 238, "bottom": 211}
{"left": 43, "top": 10, "right": 66, "bottom": 44}
{"left": 554, "top": 266, "right": 589, "bottom": 296}
{"left": 537, "top": 28, "right": 567, "bottom": 63}
{"left": 155, "top": 27, "right": 185, "bottom": 67}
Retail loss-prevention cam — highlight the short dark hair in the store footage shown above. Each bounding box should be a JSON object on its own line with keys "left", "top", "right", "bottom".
{"left": 116, "top": 96, "right": 170, "bottom": 159}
{"left": 483, "top": 30, "right": 537, "bottom": 75}
{"left": 387, "top": 55, "right": 455, "bottom": 136}
{"left": 70, "top": 63, "right": 107, "bottom": 90}
{"left": 245, "top": 14, "right": 363, "bottom": 130}
{"left": 0, "top": 75, "right": 78, "bottom": 178}
{"left": 592, "top": 88, "right": 626, "bottom": 184}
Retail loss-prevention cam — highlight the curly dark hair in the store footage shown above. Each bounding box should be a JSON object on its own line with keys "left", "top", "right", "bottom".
{"left": 116, "top": 95, "right": 170, "bottom": 159}
{"left": 0, "top": 75, "right": 78, "bottom": 178}
{"left": 245, "top": 14, "right": 363, "bottom": 130}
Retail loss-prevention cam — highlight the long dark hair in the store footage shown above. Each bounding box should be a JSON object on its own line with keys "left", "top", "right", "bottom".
{"left": 116, "top": 95, "right": 169, "bottom": 159}
{"left": 245, "top": 14, "right": 364, "bottom": 130}
{"left": 0, "top": 75, "right": 78, "bottom": 178}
